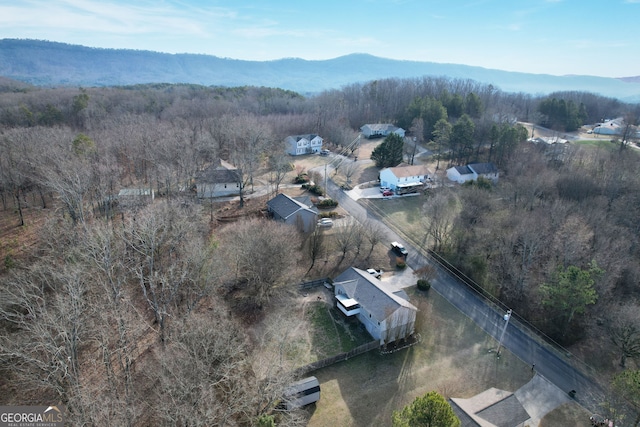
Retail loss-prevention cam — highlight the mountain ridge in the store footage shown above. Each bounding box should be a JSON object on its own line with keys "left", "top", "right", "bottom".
{"left": 1, "top": 39, "right": 639, "bottom": 101}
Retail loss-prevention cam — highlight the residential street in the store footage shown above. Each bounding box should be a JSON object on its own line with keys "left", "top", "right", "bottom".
{"left": 314, "top": 163, "right": 618, "bottom": 420}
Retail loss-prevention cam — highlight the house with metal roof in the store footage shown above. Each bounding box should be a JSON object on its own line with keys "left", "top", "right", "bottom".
{"left": 360, "top": 124, "right": 406, "bottom": 139}
{"left": 333, "top": 267, "right": 417, "bottom": 345}
{"left": 266, "top": 193, "right": 318, "bottom": 232}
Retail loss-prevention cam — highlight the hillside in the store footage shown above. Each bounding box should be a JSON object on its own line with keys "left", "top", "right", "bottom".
{"left": 2, "top": 39, "right": 640, "bottom": 101}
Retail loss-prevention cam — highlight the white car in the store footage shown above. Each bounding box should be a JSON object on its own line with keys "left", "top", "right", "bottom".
{"left": 380, "top": 187, "right": 390, "bottom": 193}
{"left": 317, "top": 218, "right": 333, "bottom": 227}
{"left": 366, "top": 268, "right": 382, "bottom": 279}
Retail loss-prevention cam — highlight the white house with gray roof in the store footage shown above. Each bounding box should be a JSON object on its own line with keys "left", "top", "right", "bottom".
{"left": 379, "top": 164, "right": 433, "bottom": 191}
{"left": 195, "top": 159, "right": 242, "bottom": 198}
{"left": 285, "top": 134, "right": 323, "bottom": 156}
{"left": 360, "top": 124, "right": 405, "bottom": 139}
{"left": 333, "top": 267, "right": 417, "bottom": 345}
{"left": 447, "top": 162, "right": 499, "bottom": 184}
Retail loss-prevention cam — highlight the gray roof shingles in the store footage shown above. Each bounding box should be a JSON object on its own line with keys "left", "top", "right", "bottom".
{"left": 267, "top": 193, "right": 315, "bottom": 219}
{"left": 468, "top": 163, "right": 498, "bottom": 175}
{"left": 333, "top": 268, "right": 416, "bottom": 322}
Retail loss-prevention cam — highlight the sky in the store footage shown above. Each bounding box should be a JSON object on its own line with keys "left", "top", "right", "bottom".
{"left": 1, "top": 0, "right": 639, "bottom": 78}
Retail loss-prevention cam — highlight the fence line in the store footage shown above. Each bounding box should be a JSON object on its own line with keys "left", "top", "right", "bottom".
{"left": 299, "top": 278, "right": 332, "bottom": 291}
{"left": 294, "top": 340, "right": 379, "bottom": 377}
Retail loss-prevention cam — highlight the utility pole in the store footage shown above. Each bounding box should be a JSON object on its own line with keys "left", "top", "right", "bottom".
{"left": 323, "top": 134, "right": 361, "bottom": 193}
{"left": 496, "top": 309, "right": 512, "bottom": 358}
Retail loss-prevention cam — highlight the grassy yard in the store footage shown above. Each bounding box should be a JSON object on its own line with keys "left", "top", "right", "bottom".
{"left": 360, "top": 195, "right": 427, "bottom": 248}
{"left": 304, "top": 288, "right": 590, "bottom": 427}
{"left": 306, "top": 302, "right": 372, "bottom": 360}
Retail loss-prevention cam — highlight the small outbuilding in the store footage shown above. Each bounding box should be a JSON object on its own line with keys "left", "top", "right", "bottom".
{"left": 283, "top": 376, "right": 321, "bottom": 410}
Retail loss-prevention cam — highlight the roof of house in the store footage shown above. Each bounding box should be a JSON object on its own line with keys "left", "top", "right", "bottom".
{"left": 386, "top": 164, "right": 433, "bottom": 178}
{"left": 286, "top": 134, "right": 321, "bottom": 142}
{"left": 361, "top": 124, "right": 404, "bottom": 132}
{"left": 468, "top": 163, "right": 498, "bottom": 175}
{"left": 333, "top": 267, "right": 417, "bottom": 323}
{"left": 266, "top": 193, "right": 317, "bottom": 219}
{"left": 450, "top": 388, "right": 530, "bottom": 427}
{"left": 196, "top": 166, "right": 241, "bottom": 184}
{"left": 118, "top": 188, "right": 153, "bottom": 197}
{"left": 212, "top": 158, "right": 237, "bottom": 170}
{"left": 451, "top": 165, "right": 474, "bottom": 175}
{"left": 529, "top": 136, "right": 568, "bottom": 145}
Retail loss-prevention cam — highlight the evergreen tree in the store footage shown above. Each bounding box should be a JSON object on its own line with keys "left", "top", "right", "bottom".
{"left": 392, "top": 391, "right": 460, "bottom": 427}
{"left": 370, "top": 133, "right": 404, "bottom": 168}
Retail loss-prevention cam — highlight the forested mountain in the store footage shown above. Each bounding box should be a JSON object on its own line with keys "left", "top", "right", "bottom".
{"left": 2, "top": 39, "right": 640, "bottom": 101}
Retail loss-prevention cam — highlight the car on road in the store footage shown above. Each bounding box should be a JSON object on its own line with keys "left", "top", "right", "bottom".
{"left": 391, "top": 241, "right": 408, "bottom": 257}
{"left": 319, "top": 149, "right": 330, "bottom": 156}
{"left": 366, "top": 268, "right": 382, "bottom": 279}
{"left": 317, "top": 218, "right": 333, "bottom": 227}
{"left": 382, "top": 190, "right": 394, "bottom": 197}
{"left": 379, "top": 186, "right": 390, "bottom": 193}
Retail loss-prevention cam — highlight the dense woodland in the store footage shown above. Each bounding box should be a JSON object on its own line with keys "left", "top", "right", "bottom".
{"left": 1, "top": 75, "right": 640, "bottom": 425}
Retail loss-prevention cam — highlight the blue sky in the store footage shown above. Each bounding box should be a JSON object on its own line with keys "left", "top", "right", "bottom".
{"left": 2, "top": 0, "right": 639, "bottom": 77}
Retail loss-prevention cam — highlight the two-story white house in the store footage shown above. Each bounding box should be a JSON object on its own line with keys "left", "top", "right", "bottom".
{"left": 333, "top": 267, "right": 417, "bottom": 346}
{"left": 379, "top": 165, "right": 433, "bottom": 193}
{"left": 285, "top": 134, "right": 323, "bottom": 156}
{"left": 360, "top": 124, "right": 405, "bottom": 139}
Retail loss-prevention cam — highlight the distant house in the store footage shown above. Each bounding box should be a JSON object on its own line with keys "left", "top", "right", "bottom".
{"left": 379, "top": 164, "right": 433, "bottom": 191}
{"left": 447, "top": 162, "right": 498, "bottom": 184}
{"left": 266, "top": 193, "right": 318, "bottom": 232}
{"left": 195, "top": 159, "right": 242, "bottom": 198}
{"left": 117, "top": 188, "right": 154, "bottom": 210}
{"left": 360, "top": 124, "right": 405, "bottom": 139}
{"left": 285, "top": 134, "right": 323, "bottom": 156}
{"left": 593, "top": 119, "right": 622, "bottom": 136}
{"left": 333, "top": 267, "right": 417, "bottom": 346}
{"left": 528, "top": 136, "right": 568, "bottom": 145}
{"left": 446, "top": 165, "right": 475, "bottom": 183}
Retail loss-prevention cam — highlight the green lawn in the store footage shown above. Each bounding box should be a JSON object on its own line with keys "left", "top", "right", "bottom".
{"left": 573, "top": 139, "right": 616, "bottom": 148}
{"left": 306, "top": 302, "right": 372, "bottom": 361}
{"left": 360, "top": 196, "right": 426, "bottom": 247}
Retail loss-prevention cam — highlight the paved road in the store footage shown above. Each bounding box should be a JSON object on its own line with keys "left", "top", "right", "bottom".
{"left": 314, "top": 164, "right": 617, "bottom": 419}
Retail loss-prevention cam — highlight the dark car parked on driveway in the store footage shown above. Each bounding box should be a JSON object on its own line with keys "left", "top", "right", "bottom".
{"left": 391, "top": 241, "right": 408, "bottom": 257}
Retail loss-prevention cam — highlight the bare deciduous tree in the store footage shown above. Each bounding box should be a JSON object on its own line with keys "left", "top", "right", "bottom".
{"left": 0, "top": 262, "right": 88, "bottom": 419}
{"left": 607, "top": 304, "right": 640, "bottom": 368}
{"left": 218, "top": 218, "right": 302, "bottom": 307}
{"left": 305, "top": 225, "right": 326, "bottom": 275}
{"left": 122, "top": 202, "right": 203, "bottom": 344}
